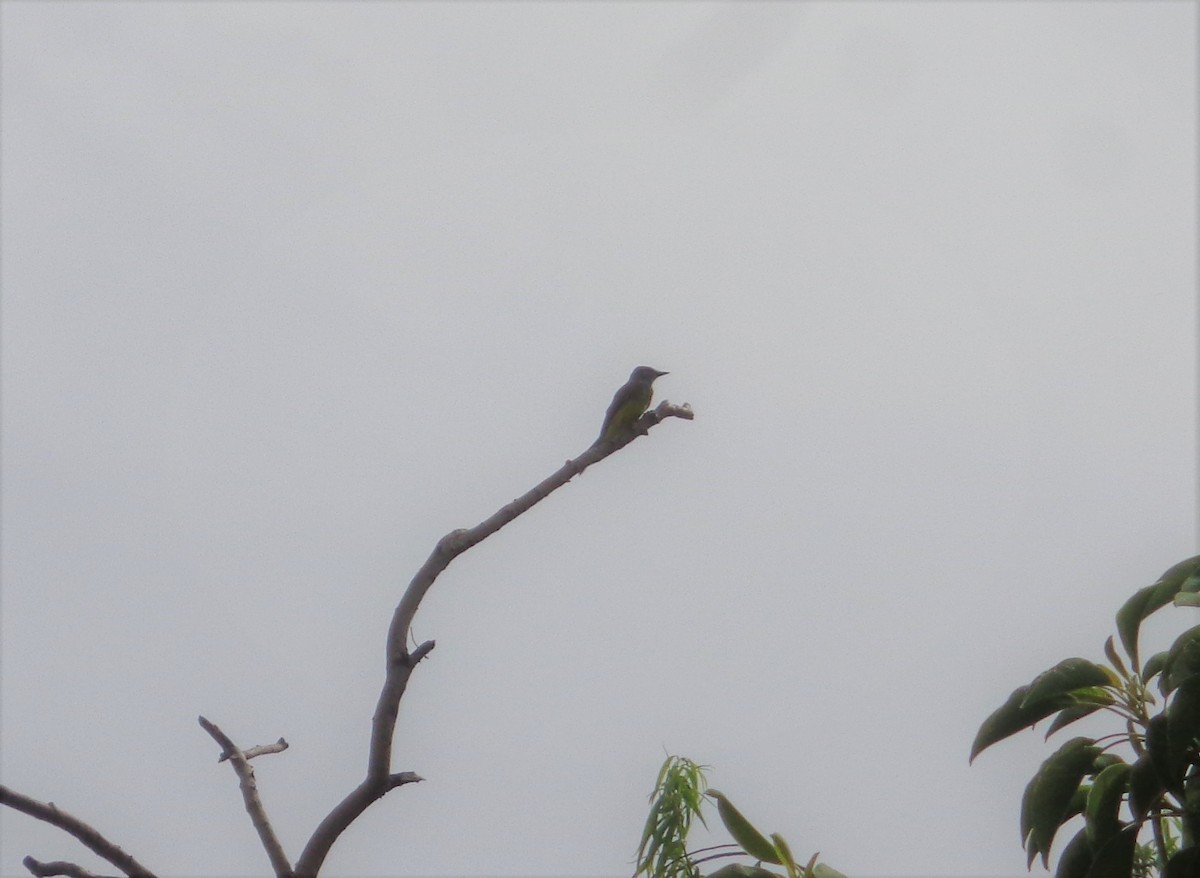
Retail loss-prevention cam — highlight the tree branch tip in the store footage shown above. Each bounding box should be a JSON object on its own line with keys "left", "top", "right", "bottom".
{"left": 219, "top": 738, "right": 289, "bottom": 762}
{"left": 22, "top": 857, "right": 107, "bottom": 878}
{"left": 653, "top": 400, "right": 693, "bottom": 420}
{"left": 386, "top": 771, "right": 425, "bottom": 790}
{"left": 410, "top": 640, "right": 436, "bottom": 664}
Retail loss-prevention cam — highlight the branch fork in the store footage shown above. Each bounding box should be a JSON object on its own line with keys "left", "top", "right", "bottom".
{"left": 4, "top": 394, "right": 693, "bottom": 878}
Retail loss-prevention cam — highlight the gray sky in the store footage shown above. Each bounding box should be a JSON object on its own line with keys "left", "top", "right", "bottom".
{"left": 1, "top": 2, "right": 1196, "bottom": 876}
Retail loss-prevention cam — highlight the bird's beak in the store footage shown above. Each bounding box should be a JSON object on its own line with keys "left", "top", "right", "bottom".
{"left": 657, "top": 370, "right": 669, "bottom": 377}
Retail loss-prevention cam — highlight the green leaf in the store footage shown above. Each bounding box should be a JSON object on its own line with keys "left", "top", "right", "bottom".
{"left": 1145, "top": 714, "right": 1183, "bottom": 797}
{"left": 1046, "top": 703, "right": 1105, "bottom": 738}
{"left": 801, "top": 849, "right": 820, "bottom": 878}
{"left": 772, "top": 834, "right": 801, "bottom": 878}
{"left": 1178, "top": 561, "right": 1200, "bottom": 594}
{"left": 1104, "top": 636, "right": 1129, "bottom": 678}
{"left": 1155, "top": 555, "right": 1200, "bottom": 594}
{"left": 1021, "top": 737, "right": 1102, "bottom": 868}
{"left": 811, "top": 864, "right": 848, "bottom": 878}
{"left": 636, "top": 755, "right": 709, "bottom": 878}
{"left": 1142, "top": 651, "right": 1169, "bottom": 683}
{"left": 1117, "top": 587, "right": 1167, "bottom": 670}
{"left": 708, "top": 867, "right": 784, "bottom": 878}
{"left": 707, "top": 790, "right": 782, "bottom": 865}
{"left": 1166, "top": 677, "right": 1200, "bottom": 790}
{"left": 1117, "top": 556, "right": 1200, "bottom": 667}
{"left": 1076, "top": 687, "right": 1119, "bottom": 706}
{"left": 1161, "top": 625, "right": 1200, "bottom": 693}
{"left": 1025, "top": 658, "right": 1117, "bottom": 706}
{"left": 768, "top": 833, "right": 798, "bottom": 878}
{"left": 1085, "top": 761, "right": 1130, "bottom": 846}
{"left": 1127, "top": 754, "right": 1163, "bottom": 821}
{"left": 1084, "top": 824, "right": 1137, "bottom": 878}
{"left": 1184, "top": 783, "right": 1200, "bottom": 849}
{"left": 972, "top": 685, "right": 1072, "bottom": 762}
{"left": 1053, "top": 827, "right": 1093, "bottom": 878}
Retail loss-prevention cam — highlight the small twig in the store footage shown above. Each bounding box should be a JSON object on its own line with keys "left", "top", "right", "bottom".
{"left": 219, "top": 737, "right": 289, "bottom": 763}
{"left": 0, "top": 785, "right": 155, "bottom": 878}
{"left": 407, "top": 639, "right": 436, "bottom": 666}
{"left": 22, "top": 857, "right": 113, "bottom": 878}
{"left": 384, "top": 772, "right": 424, "bottom": 791}
{"left": 198, "top": 717, "right": 293, "bottom": 878}
{"left": 646, "top": 400, "right": 694, "bottom": 432}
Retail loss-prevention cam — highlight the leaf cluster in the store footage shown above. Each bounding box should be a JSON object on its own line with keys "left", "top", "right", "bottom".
{"left": 703, "top": 789, "right": 845, "bottom": 878}
{"left": 972, "top": 555, "right": 1200, "bottom": 878}
{"left": 636, "top": 756, "right": 710, "bottom": 878}
{"left": 634, "top": 756, "right": 846, "bottom": 878}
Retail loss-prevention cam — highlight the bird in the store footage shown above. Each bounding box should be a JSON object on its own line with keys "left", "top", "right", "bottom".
{"left": 595, "top": 366, "right": 668, "bottom": 445}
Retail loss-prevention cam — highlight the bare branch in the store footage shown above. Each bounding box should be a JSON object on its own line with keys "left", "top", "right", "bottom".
{"left": 645, "top": 400, "right": 694, "bottom": 432}
{"left": 294, "top": 405, "right": 690, "bottom": 877}
{"left": 0, "top": 786, "right": 155, "bottom": 878}
{"left": 409, "top": 639, "right": 436, "bottom": 664}
{"left": 219, "top": 738, "right": 289, "bottom": 763}
{"left": 22, "top": 857, "right": 115, "bottom": 878}
{"left": 384, "top": 772, "right": 424, "bottom": 791}
{"left": 197, "top": 717, "right": 293, "bottom": 878}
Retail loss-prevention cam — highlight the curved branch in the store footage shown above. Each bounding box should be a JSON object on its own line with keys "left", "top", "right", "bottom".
{"left": 197, "top": 716, "right": 293, "bottom": 878}
{"left": 294, "top": 401, "right": 692, "bottom": 877}
{"left": 0, "top": 785, "right": 155, "bottom": 878}
{"left": 22, "top": 857, "right": 111, "bottom": 878}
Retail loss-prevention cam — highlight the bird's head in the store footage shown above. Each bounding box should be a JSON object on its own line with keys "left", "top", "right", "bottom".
{"left": 631, "top": 365, "right": 668, "bottom": 383}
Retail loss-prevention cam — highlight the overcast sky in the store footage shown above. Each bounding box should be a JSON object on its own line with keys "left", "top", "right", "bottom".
{"left": 1, "top": 2, "right": 1196, "bottom": 877}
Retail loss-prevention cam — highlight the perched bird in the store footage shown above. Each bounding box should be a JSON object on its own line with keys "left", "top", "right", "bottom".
{"left": 596, "top": 366, "right": 668, "bottom": 445}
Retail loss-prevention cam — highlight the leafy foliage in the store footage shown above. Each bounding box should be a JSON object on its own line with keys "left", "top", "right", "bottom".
{"left": 634, "top": 757, "right": 847, "bottom": 878}
{"left": 973, "top": 554, "right": 1200, "bottom": 878}
{"left": 636, "top": 755, "right": 710, "bottom": 878}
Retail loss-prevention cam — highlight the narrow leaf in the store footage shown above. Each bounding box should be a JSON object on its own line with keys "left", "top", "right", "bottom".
{"left": 708, "top": 867, "right": 784, "bottom": 878}
{"left": 1084, "top": 761, "right": 1130, "bottom": 846}
{"left": 1166, "top": 677, "right": 1200, "bottom": 792}
{"left": 797, "top": 849, "right": 818, "bottom": 878}
{"left": 1181, "top": 563, "right": 1200, "bottom": 594}
{"left": 707, "top": 790, "right": 782, "bottom": 865}
{"left": 1154, "top": 555, "right": 1200, "bottom": 597}
{"left": 1024, "top": 658, "right": 1116, "bottom": 706}
{"left": 1142, "top": 651, "right": 1169, "bottom": 684}
{"left": 1021, "top": 737, "right": 1101, "bottom": 867}
{"left": 1162, "top": 625, "right": 1200, "bottom": 693}
{"left": 1046, "top": 704, "right": 1105, "bottom": 738}
{"left": 1053, "top": 826, "right": 1093, "bottom": 878}
{"left": 1104, "top": 636, "right": 1128, "bottom": 678}
{"left": 972, "top": 685, "right": 1071, "bottom": 762}
{"left": 1127, "top": 755, "right": 1163, "bottom": 821}
{"left": 768, "top": 833, "right": 799, "bottom": 878}
{"left": 811, "top": 864, "right": 849, "bottom": 878}
{"left": 1145, "top": 714, "right": 1182, "bottom": 796}
{"left": 1117, "top": 586, "right": 1163, "bottom": 671}
{"left": 1120, "top": 556, "right": 1200, "bottom": 665}
{"left": 1084, "top": 824, "right": 1137, "bottom": 878}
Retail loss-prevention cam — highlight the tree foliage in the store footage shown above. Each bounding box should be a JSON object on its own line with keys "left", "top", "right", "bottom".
{"left": 635, "top": 756, "right": 847, "bottom": 878}
{"left": 973, "top": 554, "right": 1200, "bottom": 878}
